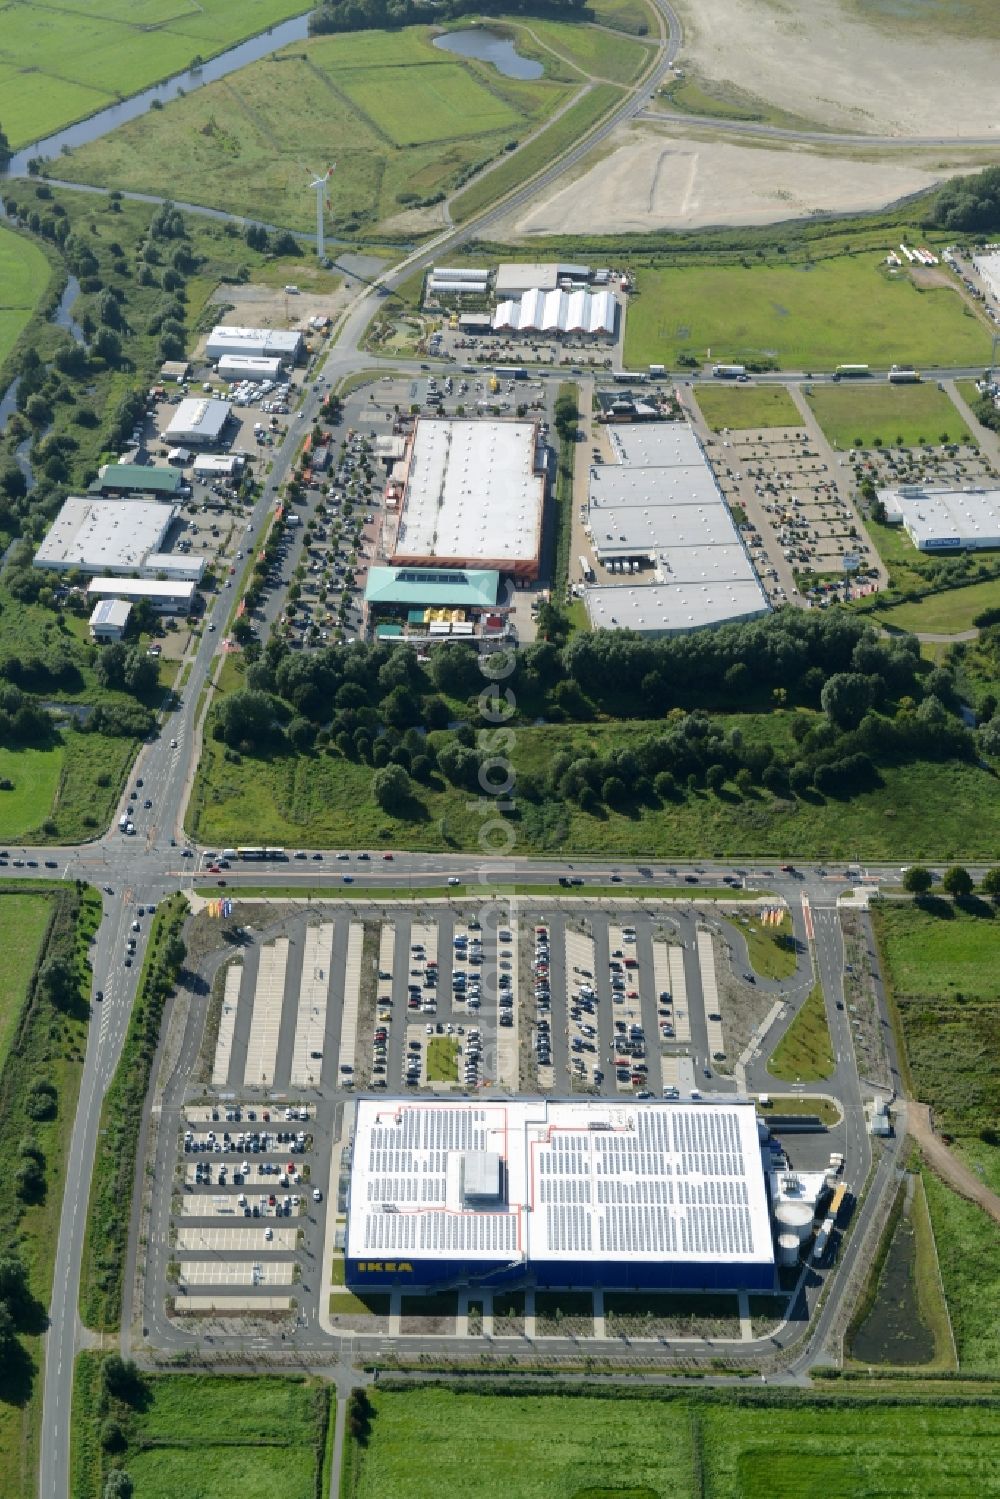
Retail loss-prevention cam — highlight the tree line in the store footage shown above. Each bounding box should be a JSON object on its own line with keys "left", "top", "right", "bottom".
{"left": 309, "top": 0, "right": 586, "bottom": 36}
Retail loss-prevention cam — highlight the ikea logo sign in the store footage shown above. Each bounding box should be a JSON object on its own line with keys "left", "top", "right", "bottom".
{"left": 356, "top": 1261, "right": 414, "bottom": 1274}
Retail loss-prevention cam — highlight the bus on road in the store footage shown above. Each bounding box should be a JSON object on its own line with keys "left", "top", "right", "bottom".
{"left": 712, "top": 364, "right": 746, "bottom": 379}
{"left": 834, "top": 364, "right": 870, "bottom": 379}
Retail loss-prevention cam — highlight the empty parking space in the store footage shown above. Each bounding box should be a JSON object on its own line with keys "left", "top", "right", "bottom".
{"left": 178, "top": 1260, "right": 296, "bottom": 1286}
{"left": 176, "top": 1225, "right": 298, "bottom": 1252}
{"left": 337, "top": 921, "right": 364, "bottom": 1082}
{"left": 290, "top": 922, "right": 334, "bottom": 1086}
{"left": 212, "top": 961, "right": 242, "bottom": 1086}
{"left": 181, "top": 1295, "right": 294, "bottom": 1313}
{"left": 698, "top": 929, "right": 726, "bottom": 1061}
{"left": 244, "top": 938, "right": 289, "bottom": 1087}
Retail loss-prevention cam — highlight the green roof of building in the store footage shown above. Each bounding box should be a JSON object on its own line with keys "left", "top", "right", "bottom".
{"left": 92, "top": 464, "right": 182, "bottom": 495}
{"left": 365, "top": 566, "right": 500, "bottom": 610}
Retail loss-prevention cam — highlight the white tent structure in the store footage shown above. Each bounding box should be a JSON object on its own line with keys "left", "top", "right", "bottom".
{"left": 493, "top": 287, "right": 617, "bottom": 337}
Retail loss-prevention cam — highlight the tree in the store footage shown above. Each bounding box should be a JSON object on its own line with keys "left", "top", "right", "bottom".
{"left": 980, "top": 867, "right": 1000, "bottom": 899}
{"left": 820, "top": 671, "right": 873, "bottom": 730}
{"left": 38, "top": 952, "right": 77, "bottom": 1011}
{"left": 0, "top": 1256, "right": 30, "bottom": 1313}
{"left": 902, "top": 865, "right": 933, "bottom": 894}
{"left": 372, "top": 763, "right": 411, "bottom": 813}
{"left": 978, "top": 717, "right": 1000, "bottom": 759}
{"left": 705, "top": 763, "right": 726, "bottom": 793}
{"left": 942, "top": 865, "right": 974, "bottom": 898}
{"left": 103, "top": 1472, "right": 133, "bottom": 1499}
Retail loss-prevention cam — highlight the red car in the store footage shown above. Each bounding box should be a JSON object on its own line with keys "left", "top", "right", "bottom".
{"left": 383, "top": 853, "right": 394, "bottom": 861}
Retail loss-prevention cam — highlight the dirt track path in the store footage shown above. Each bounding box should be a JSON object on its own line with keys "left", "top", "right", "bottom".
{"left": 907, "top": 1101, "right": 1000, "bottom": 1227}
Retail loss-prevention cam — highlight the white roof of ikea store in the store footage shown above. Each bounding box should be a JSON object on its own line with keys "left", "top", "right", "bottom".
{"left": 349, "top": 1098, "right": 773, "bottom": 1270}
{"left": 878, "top": 484, "right": 1000, "bottom": 549}
{"left": 34, "top": 497, "right": 174, "bottom": 572}
{"left": 395, "top": 419, "right": 543, "bottom": 567}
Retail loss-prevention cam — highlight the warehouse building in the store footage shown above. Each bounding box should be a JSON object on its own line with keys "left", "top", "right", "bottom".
{"left": 205, "top": 326, "right": 303, "bottom": 364}
{"left": 90, "top": 463, "right": 183, "bottom": 500}
{"left": 364, "top": 566, "right": 502, "bottom": 643}
{"left": 878, "top": 484, "right": 1000, "bottom": 550}
{"left": 142, "top": 552, "right": 206, "bottom": 584}
{"left": 391, "top": 418, "right": 546, "bottom": 580}
{"left": 87, "top": 577, "right": 196, "bottom": 615}
{"left": 34, "top": 497, "right": 176, "bottom": 575}
{"left": 346, "top": 1097, "right": 775, "bottom": 1292}
{"left": 164, "top": 398, "right": 232, "bottom": 447}
{"left": 426, "top": 267, "right": 490, "bottom": 299}
{"left": 217, "top": 355, "right": 284, "bottom": 382}
{"left": 89, "top": 598, "right": 132, "bottom": 641}
{"left": 495, "top": 262, "right": 591, "bottom": 295}
{"left": 583, "top": 423, "right": 768, "bottom": 635}
{"left": 192, "top": 453, "right": 244, "bottom": 479}
{"left": 493, "top": 287, "right": 617, "bottom": 339}
{"left": 973, "top": 251, "right": 1000, "bottom": 303}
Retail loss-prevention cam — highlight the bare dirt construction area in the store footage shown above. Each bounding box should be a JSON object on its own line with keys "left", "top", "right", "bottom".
{"left": 670, "top": 0, "right": 1000, "bottom": 137}
{"left": 511, "top": 125, "right": 976, "bottom": 235}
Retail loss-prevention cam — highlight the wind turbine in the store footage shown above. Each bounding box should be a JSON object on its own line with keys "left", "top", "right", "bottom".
{"left": 308, "top": 165, "right": 335, "bottom": 260}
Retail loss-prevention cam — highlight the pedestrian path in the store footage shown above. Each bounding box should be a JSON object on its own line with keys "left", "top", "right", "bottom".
{"left": 212, "top": 961, "right": 243, "bottom": 1086}
{"left": 244, "top": 938, "right": 289, "bottom": 1087}
{"left": 336, "top": 922, "right": 364, "bottom": 1080}
{"left": 290, "top": 923, "right": 334, "bottom": 1087}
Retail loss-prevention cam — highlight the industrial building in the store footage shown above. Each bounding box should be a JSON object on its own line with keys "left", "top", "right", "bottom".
{"left": 426, "top": 267, "right": 490, "bottom": 299}
{"left": 90, "top": 463, "right": 183, "bottom": 500}
{"left": 364, "top": 566, "right": 502, "bottom": 643}
{"left": 493, "top": 287, "right": 617, "bottom": 339}
{"left": 495, "top": 262, "right": 591, "bottom": 295}
{"left": 346, "top": 1097, "right": 775, "bottom": 1292}
{"left": 391, "top": 418, "right": 546, "bottom": 580}
{"left": 583, "top": 423, "right": 768, "bottom": 635}
{"left": 205, "top": 325, "right": 303, "bottom": 364}
{"left": 973, "top": 251, "right": 1000, "bottom": 303}
{"left": 192, "top": 453, "right": 244, "bottom": 479}
{"left": 34, "top": 497, "right": 176, "bottom": 575}
{"left": 142, "top": 552, "right": 206, "bottom": 584}
{"left": 88, "top": 598, "right": 132, "bottom": 641}
{"left": 164, "top": 398, "right": 232, "bottom": 447}
{"left": 878, "top": 484, "right": 1000, "bottom": 551}
{"left": 217, "top": 355, "right": 284, "bottom": 383}
{"left": 87, "top": 577, "right": 196, "bottom": 615}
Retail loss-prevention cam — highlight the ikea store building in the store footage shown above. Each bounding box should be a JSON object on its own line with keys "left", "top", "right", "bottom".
{"left": 346, "top": 1098, "right": 775, "bottom": 1292}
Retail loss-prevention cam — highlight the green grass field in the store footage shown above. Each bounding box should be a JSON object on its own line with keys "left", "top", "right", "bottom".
{"left": 874, "top": 898, "right": 1000, "bottom": 1149}
{"left": 55, "top": 26, "right": 573, "bottom": 235}
{"left": 624, "top": 258, "right": 991, "bottom": 372}
{"left": 190, "top": 716, "right": 1000, "bottom": 861}
{"left": 0, "top": 733, "right": 135, "bottom": 843}
{"left": 0, "top": 894, "right": 53, "bottom": 1081}
{"left": 72, "top": 1363, "right": 332, "bottom": 1499}
{"left": 450, "top": 82, "right": 622, "bottom": 221}
{"left": 0, "top": 226, "right": 53, "bottom": 372}
{"left": 867, "top": 578, "right": 1000, "bottom": 635}
{"left": 767, "top": 979, "right": 834, "bottom": 1081}
{"left": 922, "top": 1170, "right": 1000, "bottom": 1371}
{"left": 425, "top": 1035, "right": 459, "bottom": 1082}
{"left": 346, "top": 1388, "right": 1000, "bottom": 1498}
{"left": 519, "top": 16, "right": 652, "bottom": 82}
{"left": 585, "top": 0, "right": 654, "bottom": 33}
{"left": 729, "top": 909, "right": 798, "bottom": 980}
{"left": 805, "top": 381, "right": 973, "bottom": 448}
{"left": 694, "top": 383, "right": 801, "bottom": 432}
{"left": 0, "top": 0, "right": 312, "bottom": 148}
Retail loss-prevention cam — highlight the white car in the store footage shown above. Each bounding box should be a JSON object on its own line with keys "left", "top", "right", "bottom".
{"left": 447, "top": 876, "right": 460, "bottom": 886}
{"left": 312, "top": 1187, "right": 322, "bottom": 1202}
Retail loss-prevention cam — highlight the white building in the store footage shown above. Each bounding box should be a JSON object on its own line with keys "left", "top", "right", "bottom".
{"left": 493, "top": 287, "right": 617, "bottom": 338}
{"left": 89, "top": 598, "right": 132, "bottom": 641}
{"left": 205, "top": 326, "right": 303, "bottom": 364}
{"left": 34, "top": 497, "right": 175, "bottom": 575}
{"left": 973, "top": 251, "right": 1000, "bottom": 302}
{"left": 164, "top": 398, "right": 232, "bottom": 446}
{"left": 584, "top": 423, "right": 768, "bottom": 635}
{"left": 217, "top": 355, "right": 284, "bottom": 382}
{"left": 391, "top": 418, "right": 546, "bottom": 579}
{"left": 192, "top": 453, "right": 244, "bottom": 479}
{"left": 142, "top": 553, "right": 207, "bottom": 583}
{"left": 345, "top": 1097, "right": 774, "bottom": 1293}
{"left": 878, "top": 484, "right": 1000, "bottom": 551}
{"left": 495, "top": 262, "right": 590, "bottom": 295}
{"left": 87, "top": 577, "right": 196, "bottom": 615}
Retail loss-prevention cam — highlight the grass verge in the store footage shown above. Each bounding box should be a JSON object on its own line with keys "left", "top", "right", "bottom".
{"left": 729, "top": 908, "right": 798, "bottom": 980}
{"left": 767, "top": 979, "right": 834, "bottom": 1081}
{"left": 693, "top": 383, "right": 801, "bottom": 432}
{"left": 425, "top": 1036, "right": 459, "bottom": 1082}
{"left": 805, "top": 381, "right": 973, "bottom": 448}
{"left": 78, "top": 894, "right": 188, "bottom": 1332}
{"left": 921, "top": 1168, "right": 1000, "bottom": 1371}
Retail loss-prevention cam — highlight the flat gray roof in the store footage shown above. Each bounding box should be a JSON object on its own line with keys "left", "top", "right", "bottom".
{"left": 394, "top": 418, "right": 544, "bottom": 568}
{"left": 586, "top": 580, "right": 768, "bottom": 634}
{"left": 164, "top": 398, "right": 231, "bottom": 443}
{"left": 34, "top": 497, "right": 175, "bottom": 573}
{"left": 878, "top": 484, "right": 1000, "bottom": 550}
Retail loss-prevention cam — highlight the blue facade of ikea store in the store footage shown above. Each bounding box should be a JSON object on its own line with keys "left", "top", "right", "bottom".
{"left": 346, "top": 1253, "right": 775, "bottom": 1294}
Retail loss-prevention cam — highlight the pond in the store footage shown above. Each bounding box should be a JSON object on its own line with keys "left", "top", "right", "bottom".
{"left": 432, "top": 28, "right": 545, "bottom": 80}
{"left": 849, "top": 1209, "right": 935, "bottom": 1365}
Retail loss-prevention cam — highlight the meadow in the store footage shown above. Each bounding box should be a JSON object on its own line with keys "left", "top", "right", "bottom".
{"left": 922, "top": 1170, "right": 1000, "bottom": 1372}
{"left": 517, "top": 15, "right": 653, "bottom": 82}
{"left": 0, "top": 894, "right": 54, "bottom": 1079}
{"left": 623, "top": 258, "right": 990, "bottom": 371}
{"left": 345, "top": 1388, "right": 1000, "bottom": 1498}
{"left": 0, "top": 0, "right": 311, "bottom": 148}
{"left": 71, "top": 1363, "right": 332, "bottom": 1499}
{"left": 805, "top": 381, "right": 973, "bottom": 449}
{"left": 55, "top": 27, "right": 573, "bottom": 235}
{"left": 873, "top": 898, "right": 1000, "bottom": 1147}
{"left": 0, "top": 227, "right": 53, "bottom": 372}
{"left": 190, "top": 717, "right": 1000, "bottom": 862}
{"left": 866, "top": 577, "right": 1000, "bottom": 636}
{"left": 693, "top": 383, "right": 800, "bottom": 431}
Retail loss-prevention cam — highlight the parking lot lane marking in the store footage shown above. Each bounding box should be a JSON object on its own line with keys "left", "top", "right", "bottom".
{"left": 178, "top": 1258, "right": 296, "bottom": 1287}
{"left": 212, "top": 961, "right": 243, "bottom": 1086}
{"left": 290, "top": 922, "right": 334, "bottom": 1087}
{"left": 243, "top": 937, "right": 289, "bottom": 1087}
{"left": 336, "top": 921, "right": 365, "bottom": 1083}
